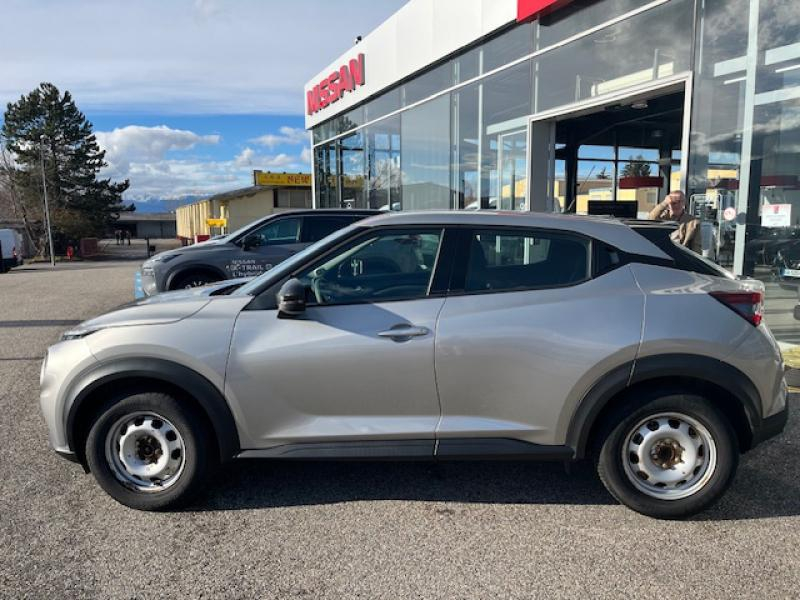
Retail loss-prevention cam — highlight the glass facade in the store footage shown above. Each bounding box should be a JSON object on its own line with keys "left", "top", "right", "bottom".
{"left": 689, "top": 0, "right": 800, "bottom": 343}
{"left": 310, "top": 0, "right": 800, "bottom": 342}
{"left": 314, "top": 0, "right": 690, "bottom": 212}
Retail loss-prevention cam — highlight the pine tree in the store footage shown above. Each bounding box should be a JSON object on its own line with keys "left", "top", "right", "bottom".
{"left": 621, "top": 155, "right": 652, "bottom": 178}
{"left": 1, "top": 82, "right": 131, "bottom": 245}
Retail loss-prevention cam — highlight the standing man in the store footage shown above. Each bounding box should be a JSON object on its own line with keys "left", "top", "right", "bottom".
{"left": 648, "top": 191, "right": 702, "bottom": 254}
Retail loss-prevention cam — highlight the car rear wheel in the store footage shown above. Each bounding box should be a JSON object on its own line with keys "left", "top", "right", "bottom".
{"left": 171, "top": 271, "right": 220, "bottom": 290}
{"left": 85, "top": 392, "right": 212, "bottom": 511}
{"left": 597, "top": 393, "right": 738, "bottom": 519}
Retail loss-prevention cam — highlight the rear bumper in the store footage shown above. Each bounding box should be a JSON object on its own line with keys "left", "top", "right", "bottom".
{"left": 752, "top": 402, "right": 789, "bottom": 448}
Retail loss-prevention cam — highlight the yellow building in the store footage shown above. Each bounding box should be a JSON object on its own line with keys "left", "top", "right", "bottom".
{"left": 176, "top": 171, "right": 312, "bottom": 241}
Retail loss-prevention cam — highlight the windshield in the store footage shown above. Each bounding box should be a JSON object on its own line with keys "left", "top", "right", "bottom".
{"left": 233, "top": 224, "right": 361, "bottom": 296}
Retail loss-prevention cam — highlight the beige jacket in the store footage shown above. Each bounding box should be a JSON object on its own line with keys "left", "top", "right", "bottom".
{"left": 648, "top": 202, "right": 702, "bottom": 254}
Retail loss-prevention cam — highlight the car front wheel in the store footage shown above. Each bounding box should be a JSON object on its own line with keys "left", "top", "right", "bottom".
{"left": 85, "top": 392, "right": 211, "bottom": 511}
{"left": 597, "top": 393, "right": 739, "bottom": 519}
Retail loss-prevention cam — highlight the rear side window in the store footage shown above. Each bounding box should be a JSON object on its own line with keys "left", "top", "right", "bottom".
{"left": 301, "top": 216, "right": 356, "bottom": 243}
{"left": 633, "top": 226, "right": 733, "bottom": 279}
{"left": 464, "top": 229, "right": 590, "bottom": 292}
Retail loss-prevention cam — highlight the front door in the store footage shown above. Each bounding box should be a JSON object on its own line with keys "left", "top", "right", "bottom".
{"left": 226, "top": 228, "right": 447, "bottom": 452}
{"left": 233, "top": 215, "right": 306, "bottom": 278}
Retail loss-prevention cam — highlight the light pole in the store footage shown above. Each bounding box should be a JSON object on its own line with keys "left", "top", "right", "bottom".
{"left": 39, "top": 135, "right": 55, "bottom": 267}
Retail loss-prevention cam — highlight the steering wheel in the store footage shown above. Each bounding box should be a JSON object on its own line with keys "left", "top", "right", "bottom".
{"left": 310, "top": 271, "right": 327, "bottom": 304}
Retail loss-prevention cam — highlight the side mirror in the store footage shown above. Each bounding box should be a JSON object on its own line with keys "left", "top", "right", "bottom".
{"left": 241, "top": 234, "right": 259, "bottom": 251}
{"left": 277, "top": 278, "right": 307, "bottom": 317}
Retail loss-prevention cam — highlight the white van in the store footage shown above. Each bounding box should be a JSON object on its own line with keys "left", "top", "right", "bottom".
{"left": 0, "top": 229, "right": 23, "bottom": 273}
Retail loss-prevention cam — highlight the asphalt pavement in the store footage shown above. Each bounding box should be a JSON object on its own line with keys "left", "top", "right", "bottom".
{"left": 1, "top": 261, "right": 799, "bottom": 599}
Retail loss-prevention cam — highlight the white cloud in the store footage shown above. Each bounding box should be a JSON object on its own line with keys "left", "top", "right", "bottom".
{"left": 94, "top": 123, "right": 312, "bottom": 202}
{"left": 100, "top": 148, "right": 311, "bottom": 202}
{"left": 234, "top": 147, "right": 255, "bottom": 167}
{"left": 96, "top": 125, "right": 220, "bottom": 168}
{"left": 251, "top": 126, "right": 309, "bottom": 148}
{"left": 193, "top": 0, "right": 222, "bottom": 20}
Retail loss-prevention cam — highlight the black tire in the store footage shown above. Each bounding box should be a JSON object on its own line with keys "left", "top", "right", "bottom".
{"left": 597, "top": 392, "right": 739, "bottom": 520}
{"left": 85, "top": 392, "right": 212, "bottom": 511}
{"left": 170, "top": 271, "right": 220, "bottom": 290}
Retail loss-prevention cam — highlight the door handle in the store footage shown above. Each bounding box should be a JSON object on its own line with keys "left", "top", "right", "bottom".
{"left": 378, "top": 324, "right": 430, "bottom": 341}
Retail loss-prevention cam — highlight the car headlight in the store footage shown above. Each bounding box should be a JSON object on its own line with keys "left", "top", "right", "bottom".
{"left": 152, "top": 253, "right": 180, "bottom": 263}
{"left": 144, "top": 253, "right": 181, "bottom": 269}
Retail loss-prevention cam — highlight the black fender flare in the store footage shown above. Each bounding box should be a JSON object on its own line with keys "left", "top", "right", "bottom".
{"left": 567, "top": 354, "right": 762, "bottom": 458}
{"left": 165, "top": 263, "right": 228, "bottom": 290}
{"left": 66, "top": 357, "right": 240, "bottom": 463}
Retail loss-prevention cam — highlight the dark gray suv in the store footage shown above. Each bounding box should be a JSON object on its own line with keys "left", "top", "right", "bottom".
{"left": 136, "top": 209, "right": 379, "bottom": 296}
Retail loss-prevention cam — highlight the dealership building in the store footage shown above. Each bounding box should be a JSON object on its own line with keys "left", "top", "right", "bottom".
{"left": 305, "top": 0, "right": 800, "bottom": 340}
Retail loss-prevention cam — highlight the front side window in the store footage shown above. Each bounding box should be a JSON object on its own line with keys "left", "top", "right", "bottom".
{"left": 465, "top": 229, "right": 590, "bottom": 292}
{"left": 246, "top": 217, "right": 301, "bottom": 248}
{"left": 297, "top": 230, "right": 442, "bottom": 305}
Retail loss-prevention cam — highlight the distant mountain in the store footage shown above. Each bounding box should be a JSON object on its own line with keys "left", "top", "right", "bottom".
{"left": 129, "top": 196, "right": 203, "bottom": 213}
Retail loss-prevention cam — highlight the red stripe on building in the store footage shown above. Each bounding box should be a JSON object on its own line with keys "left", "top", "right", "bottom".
{"left": 517, "top": 0, "right": 574, "bottom": 22}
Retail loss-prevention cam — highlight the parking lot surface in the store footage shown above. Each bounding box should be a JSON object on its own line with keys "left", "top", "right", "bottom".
{"left": 1, "top": 261, "right": 799, "bottom": 599}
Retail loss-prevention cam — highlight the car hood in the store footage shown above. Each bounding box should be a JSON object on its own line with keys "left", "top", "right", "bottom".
{"left": 63, "top": 297, "right": 213, "bottom": 339}
{"left": 146, "top": 239, "right": 234, "bottom": 262}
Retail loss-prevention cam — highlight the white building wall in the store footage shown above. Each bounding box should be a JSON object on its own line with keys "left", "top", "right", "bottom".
{"left": 304, "top": 0, "right": 517, "bottom": 130}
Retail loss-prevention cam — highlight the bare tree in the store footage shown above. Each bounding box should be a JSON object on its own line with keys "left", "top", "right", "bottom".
{"left": 0, "top": 140, "right": 43, "bottom": 256}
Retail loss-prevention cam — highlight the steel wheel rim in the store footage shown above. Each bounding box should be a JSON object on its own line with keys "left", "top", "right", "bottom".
{"left": 621, "top": 412, "right": 717, "bottom": 501}
{"left": 105, "top": 412, "right": 186, "bottom": 493}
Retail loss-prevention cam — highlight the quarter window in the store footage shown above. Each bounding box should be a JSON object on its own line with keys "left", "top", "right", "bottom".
{"left": 464, "top": 230, "right": 590, "bottom": 292}
{"left": 297, "top": 230, "right": 442, "bottom": 305}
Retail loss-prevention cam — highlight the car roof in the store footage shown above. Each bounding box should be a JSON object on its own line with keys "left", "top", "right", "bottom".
{"left": 277, "top": 209, "right": 381, "bottom": 216}
{"left": 358, "top": 211, "right": 671, "bottom": 259}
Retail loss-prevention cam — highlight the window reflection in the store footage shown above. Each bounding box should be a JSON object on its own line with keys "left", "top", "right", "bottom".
{"left": 535, "top": 0, "right": 692, "bottom": 113}
{"left": 401, "top": 96, "right": 451, "bottom": 210}
{"left": 340, "top": 131, "right": 366, "bottom": 209}
{"left": 366, "top": 116, "right": 401, "bottom": 210}
{"left": 481, "top": 61, "right": 533, "bottom": 209}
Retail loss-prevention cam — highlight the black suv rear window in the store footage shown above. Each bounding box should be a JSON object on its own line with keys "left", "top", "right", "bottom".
{"left": 302, "top": 216, "right": 358, "bottom": 243}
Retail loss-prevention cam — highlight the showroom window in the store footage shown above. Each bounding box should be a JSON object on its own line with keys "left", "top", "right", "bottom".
{"left": 687, "top": 0, "right": 800, "bottom": 343}
{"left": 534, "top": 0, "right": 693, "bottom": 113}
{"left": 401, "top": 95, "right": 451, "bottom": 210}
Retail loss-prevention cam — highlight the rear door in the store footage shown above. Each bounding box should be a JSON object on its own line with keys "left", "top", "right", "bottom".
{"left": 433, "top": 227, "right": 645, "bottom": 451}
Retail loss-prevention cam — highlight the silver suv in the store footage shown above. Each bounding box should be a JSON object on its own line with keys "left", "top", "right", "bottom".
{"left": 40, "top": 211, "right": 788, "bottom": 519}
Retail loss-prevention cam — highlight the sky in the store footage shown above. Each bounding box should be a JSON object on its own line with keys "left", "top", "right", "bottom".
{"left": 0, "top": 0, "right": 407, "bottom": 206}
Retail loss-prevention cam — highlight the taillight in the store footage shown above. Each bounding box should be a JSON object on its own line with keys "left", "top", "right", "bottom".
{"left": 12, "top": 246, "right": 17, "bottom": 258}
{"left": 710, "top": 291, "right": 764, "bottom": 326}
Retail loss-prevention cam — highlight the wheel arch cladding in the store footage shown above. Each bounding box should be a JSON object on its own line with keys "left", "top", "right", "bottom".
{"left": 66, "top": 358, "right": 240, "bottom": 467}
{"left": 568, "top": 354, "right": 761, "bottom": 458}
